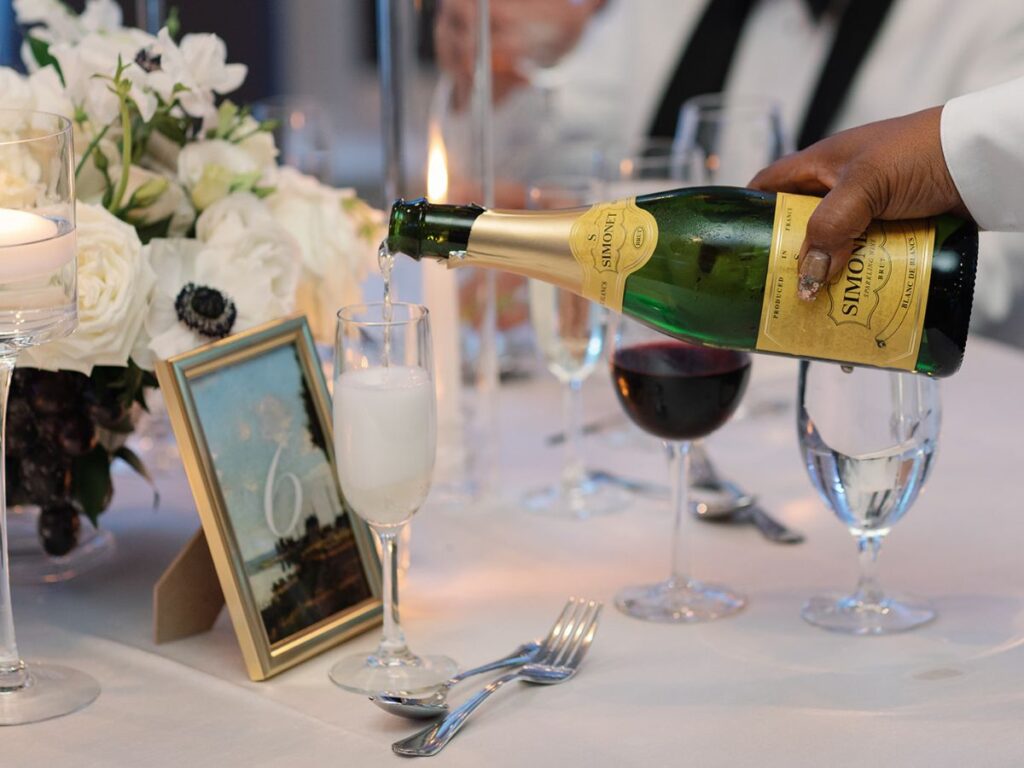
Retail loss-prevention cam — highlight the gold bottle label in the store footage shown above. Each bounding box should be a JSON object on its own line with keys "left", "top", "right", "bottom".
{"left": 756, "top": 193, "right": 934, "bottom": 370}
{"left": 568, "top": 197, "right": 659, "bottom": 312}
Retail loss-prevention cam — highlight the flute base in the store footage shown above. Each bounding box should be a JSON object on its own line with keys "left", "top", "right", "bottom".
{"left": 522, "top": 472, "right": 631, "bottom": 520}
{"left": 329, "top": 649, "right": 458, "bottom": 696}
{"left": 0, "top": 663, "right": 100, "bottom": 725}
{"left": 615, "top": 577, "right": 746, "bottom": 623}
{"left": 802, "top": 593, "right": 936, "bottom": 635}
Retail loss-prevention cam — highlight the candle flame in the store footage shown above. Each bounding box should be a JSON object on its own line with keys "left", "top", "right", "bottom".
{"left": 427, "top": 123, "right": 449, "bottom": 203}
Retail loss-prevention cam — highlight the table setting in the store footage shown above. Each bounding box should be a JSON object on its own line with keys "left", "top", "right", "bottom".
{"left": 1, "top": 1, "right": 1023, "bottom": 766}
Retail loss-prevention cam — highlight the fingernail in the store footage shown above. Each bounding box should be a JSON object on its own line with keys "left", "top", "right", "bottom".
{"left": 798, "top": 249, "right": 831, "bottom": 301}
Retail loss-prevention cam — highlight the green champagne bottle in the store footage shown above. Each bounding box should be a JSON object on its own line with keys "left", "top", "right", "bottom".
{"left": 388, "top": 187, "right": 977, "bottom": 377}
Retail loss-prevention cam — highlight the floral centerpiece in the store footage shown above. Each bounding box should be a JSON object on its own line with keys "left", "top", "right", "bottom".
{"left": 4, "top": 0, "right": 382, "bottom": 555}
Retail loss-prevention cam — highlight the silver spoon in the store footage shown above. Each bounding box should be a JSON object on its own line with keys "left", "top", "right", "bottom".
{"left": 370, "top": 641, "right": 539, "bottom": 719}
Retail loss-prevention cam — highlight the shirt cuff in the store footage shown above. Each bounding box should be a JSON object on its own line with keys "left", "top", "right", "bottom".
{"left": 940, "top": 79, "right": 1024, "bottom": 233}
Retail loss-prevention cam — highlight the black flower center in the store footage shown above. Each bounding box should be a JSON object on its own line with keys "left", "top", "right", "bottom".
{"left": 175, "top": 283, "right": 238, "bottom": 339}
{"left": 135, "top": 48, "right": 162, "bottom": 73}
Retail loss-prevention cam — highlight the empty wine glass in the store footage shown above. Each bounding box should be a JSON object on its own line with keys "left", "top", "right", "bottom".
{"left": 675, "top": 93, "right": 790, "bottom": 186}
{"left": 798, "top": 362, "right": 940, "bottom": 635}
{"left": 0, "top": 110, "right": 100, "bottom": 724}
{"left": 522, "top": 176, "right": 629, "bottom": 519}
{"left": 609, "top": 316, "right": 751, "bottom": 622}
{"left": 329, "top": 302, "right": 457, "bottom": 694}
{"left": 251, "top": 95, "right": 332, "bottom": 182}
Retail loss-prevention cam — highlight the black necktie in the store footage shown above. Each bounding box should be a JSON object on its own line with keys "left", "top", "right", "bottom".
{"left": 647, "top": 0, "right": 758, "bottom": 140}
{"left": 797, "top": 0, "right": 895, "bottom": 147}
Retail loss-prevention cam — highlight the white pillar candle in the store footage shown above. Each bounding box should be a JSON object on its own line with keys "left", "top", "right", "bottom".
{"left": 423, "top": 128, "right": 464, "bottom": 464}
{"left": 0, "top": 209, "right": 75, "bottom": 282}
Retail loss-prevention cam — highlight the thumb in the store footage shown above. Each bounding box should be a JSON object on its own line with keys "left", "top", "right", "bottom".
{"left": 797, "top": 179, "right": 876, "bottom": 301}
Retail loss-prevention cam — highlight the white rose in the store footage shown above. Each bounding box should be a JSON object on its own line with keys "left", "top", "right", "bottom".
{"left": 141, "top": 201, "right": 300, "bottom": 363}
{"left": 195, "top": 190, "right": 267, "bottom": 244}
{"left": 266, "top": 167, "right": 381, "bottom": 337}
{"left": 20, "top": 203, "right": 156, "bottom": 374}
{"left": 177, "top": 139, "right": 275, "bottom": 210}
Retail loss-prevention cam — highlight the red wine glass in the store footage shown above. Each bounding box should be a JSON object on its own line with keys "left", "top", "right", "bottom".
{"left": 608, "top": 316, "right": 751, "bottom": 622}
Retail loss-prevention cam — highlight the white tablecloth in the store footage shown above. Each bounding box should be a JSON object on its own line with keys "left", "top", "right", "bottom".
{"left": 6, "top": 338, "right": 1024, "bottom": 767}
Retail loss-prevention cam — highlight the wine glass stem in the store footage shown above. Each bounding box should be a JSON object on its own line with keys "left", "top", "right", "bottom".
{"left": 374, "top": 525, "right": 409, "bottom": 658}
{"left": 854, "top": 533, "right": 885, "bottom": 605}
{"left": 0, "top": 355, "right": 26, "bottom": 691}
{"left": 561, "top": 378, "right": 586, "bottom": 492}
{"left": 668, "top": 441, "right": 692, "bottom": 586}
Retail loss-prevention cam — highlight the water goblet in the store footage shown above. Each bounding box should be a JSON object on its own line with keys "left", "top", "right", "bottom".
{"left": 0, "top": 110, "right": 100, "bottom": 725}
{"left": 609, "top": 316, "right": 751, "bottom": 622}
{"left": 798, "top": 361, "right": 940, "bottom": 634}
{"left": 328, "top": 302, "right": 457, "bottom": 694}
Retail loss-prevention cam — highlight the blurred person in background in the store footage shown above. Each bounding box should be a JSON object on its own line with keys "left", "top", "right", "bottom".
{"left": 434, "top": 0, "right": 1024, "bottom": 338}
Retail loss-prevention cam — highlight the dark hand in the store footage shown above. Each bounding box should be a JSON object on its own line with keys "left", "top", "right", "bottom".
{"left": 749, "top": 107, "right": 970, "bottom": 300}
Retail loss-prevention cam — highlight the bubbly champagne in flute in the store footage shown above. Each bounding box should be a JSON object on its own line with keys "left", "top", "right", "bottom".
{"left": 329, "top": 301, "right": 456, "bottom": 696}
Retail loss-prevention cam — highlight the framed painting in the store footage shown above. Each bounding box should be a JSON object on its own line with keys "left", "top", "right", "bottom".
{"left": 157, "top": 316, "right": 381, "bottom": 680}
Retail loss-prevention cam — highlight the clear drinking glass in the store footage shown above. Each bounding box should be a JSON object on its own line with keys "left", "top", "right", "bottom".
{"left": 798, "top": 361, "right": 940, "bottom": 634}
{"left": 522, "top": 176, "right": 629, "bottom": 518}
{"left": 329, "top": 302, "right": 457, "bottom": 694}
{"left": 608, "top": 316, "right": 751, "bottom": 622}
{"left": 0, "top": 110, "right": 100, "bottom": 724}
{"left": 251, "top": 96, "right": 333, "bottom": 182}
{"left": 675, "top": 93, "right": 790, "bottom": 186}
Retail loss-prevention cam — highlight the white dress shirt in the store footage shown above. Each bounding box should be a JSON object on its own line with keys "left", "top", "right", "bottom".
{"left": 525, "top": 0, "right": 1024, "bottom": 325}
{"left": 942, "top": 76, "right": 1024, "bottom": 234}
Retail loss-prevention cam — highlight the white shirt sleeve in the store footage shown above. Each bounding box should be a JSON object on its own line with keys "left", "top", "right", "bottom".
{"left": 940, "top": 77, "right": 1024, "bottom": 233}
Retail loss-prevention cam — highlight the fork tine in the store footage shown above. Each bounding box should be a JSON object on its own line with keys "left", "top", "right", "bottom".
{"left": 554, "top": 600, "right": 600, "bottom": 668}
{"left": 563, "top": 601, "right": 602, "bottom": 670}
{"left": 539, "top": 598, "right": 586, "bottom": 666}
{"left": 535, "top": 598, "right": 579, "bottom": 664}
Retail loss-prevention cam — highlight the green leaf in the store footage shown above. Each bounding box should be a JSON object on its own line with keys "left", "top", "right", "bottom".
{"left": 114, "top": 447, "right": 160, "bottom": 509}
{"left": 27, "top": 37, "right": 63, "bottom": 83}
{"left": 216, "top": 100, "right": 239, "bottom": 138}
{"left": 251, "top": 185, "right": 276, "bottom": 199}
{"left": 72, "top": 446, "right": 113, "bottom": 526}
{"left": 131, "top": 215, "right": 173, "bottom": 244}
{"left": 166, "top": 6, "right": 182, "bottom": 40}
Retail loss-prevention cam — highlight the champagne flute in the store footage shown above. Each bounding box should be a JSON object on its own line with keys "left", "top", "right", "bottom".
{"left": 329, "top": 302, "right": 457, "bottom": 694}
{"left": 609, "top": 316, "right": 751, "bottom": 622}
{"left": 798, "top": 362, "right": 940, "bottom": 634}
{"left": 522, "top": 176, "right": 629, "bottom": 518}
{"left": 0, "top": 110, "right": 100, "bottom": 724}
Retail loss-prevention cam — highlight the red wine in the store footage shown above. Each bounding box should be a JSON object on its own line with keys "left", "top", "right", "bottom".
{"left": 612, "top": 342, "right": 751, "bottom": 441}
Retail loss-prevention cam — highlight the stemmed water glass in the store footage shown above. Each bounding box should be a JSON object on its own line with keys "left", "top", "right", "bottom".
{"left": 675, "top": 93, "right": 790, "bottom": 186}
{"left": 522, "top": 176, "right": 628, "bottom": 518}
{"left": 608, "top": 316, "right": 751, "bottom": 622}
{"left": 0, "top": 110, "right": 100, "bottom": 724}
{"left": 798, "top": 361, "right": 941, "bottom": 634}
{"left": 329, "top": 302, "right": 457, "bottom": 694}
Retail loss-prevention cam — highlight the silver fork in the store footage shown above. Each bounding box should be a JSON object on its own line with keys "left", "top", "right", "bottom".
{"left": 392, "top": 598, "right": 602, "bottom": 757}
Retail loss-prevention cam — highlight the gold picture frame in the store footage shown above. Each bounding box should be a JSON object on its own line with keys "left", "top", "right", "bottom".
{"left": 156, "top": 315, "right": 382, "bottom": 681}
